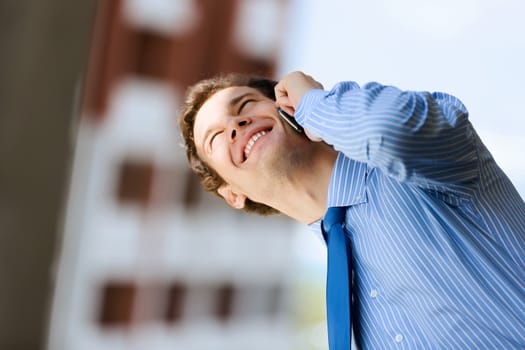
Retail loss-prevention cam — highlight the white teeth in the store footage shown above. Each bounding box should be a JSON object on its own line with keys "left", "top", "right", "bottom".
{"left": 244, "top": 130, "right": 267, "bottom": 158}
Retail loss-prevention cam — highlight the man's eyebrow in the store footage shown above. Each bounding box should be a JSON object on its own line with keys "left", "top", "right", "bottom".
{"left": 228, "top": 92, "right": 256, "bottom": 112}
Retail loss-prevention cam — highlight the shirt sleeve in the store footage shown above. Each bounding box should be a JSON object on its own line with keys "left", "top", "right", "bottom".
{"left": 294, "top": 81, "right": 480, "bottom": 192}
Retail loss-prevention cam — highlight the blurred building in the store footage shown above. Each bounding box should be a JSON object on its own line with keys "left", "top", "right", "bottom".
{"left": 46, "top": 1, "right": 307, "bottom": 350}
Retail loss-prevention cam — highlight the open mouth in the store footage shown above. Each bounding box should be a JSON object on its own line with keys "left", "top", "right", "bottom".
{"left": 243, "top": 127, "right": 272, "bottom": 161}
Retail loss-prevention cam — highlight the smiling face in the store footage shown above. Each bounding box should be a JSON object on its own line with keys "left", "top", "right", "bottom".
{"left": 193, "top": 86, "right": 310, "bottom": 210}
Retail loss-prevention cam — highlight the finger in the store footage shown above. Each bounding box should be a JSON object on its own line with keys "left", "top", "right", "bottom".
{"left": 274, "top": 88, "right": 292, "bottom": 109}
{"left": 275, "top": 97, "right": 295, "bottom": 116}
{"left": 305, "top": 129, "right": 322, "bottom": 142}
{"left": 281, "top": 105, "right": 295, "bottom": 116}
{"left": 274, "top": 79, "right": 287, "bottom": 98}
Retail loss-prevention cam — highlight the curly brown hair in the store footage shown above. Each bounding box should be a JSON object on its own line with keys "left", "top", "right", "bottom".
{"left": 178, "top": 73, "right": 279, "bottom": 215}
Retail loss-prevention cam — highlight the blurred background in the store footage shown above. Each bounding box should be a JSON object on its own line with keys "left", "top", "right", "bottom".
{"left": 0, "top": 0, "right": 523, "bottom": 349}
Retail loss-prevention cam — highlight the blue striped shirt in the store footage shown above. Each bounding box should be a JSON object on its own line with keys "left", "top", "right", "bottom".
{"left": 295, "top": 81, "right": 525, "bottom": 349}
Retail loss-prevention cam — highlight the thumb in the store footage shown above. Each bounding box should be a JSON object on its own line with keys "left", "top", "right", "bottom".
{"left": 305, "top": 129, "right": 322, "bottom": 142}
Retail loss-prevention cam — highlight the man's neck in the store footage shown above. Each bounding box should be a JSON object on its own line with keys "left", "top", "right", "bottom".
{"left": 273, "top": 143, "right": 338, "bottom": 224}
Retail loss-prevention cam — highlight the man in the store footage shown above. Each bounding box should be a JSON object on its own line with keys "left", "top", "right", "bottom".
{"left": 179, "top": 71, "right": 525, "bottom": 349}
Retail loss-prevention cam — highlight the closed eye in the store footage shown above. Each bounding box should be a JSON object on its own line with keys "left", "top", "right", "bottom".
{"left": 210, "top": 130, "right": 223, "bottom": 150}
{"left": 238, "top": 99, "right": 255, "bottom": 114}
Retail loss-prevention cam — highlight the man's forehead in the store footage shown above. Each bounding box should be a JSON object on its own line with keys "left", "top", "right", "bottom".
{"left": 195, "top": 85, "right": 261, "bottom": 128}
{"left": 203, "top": 85, "right": 260, "bottom": 111}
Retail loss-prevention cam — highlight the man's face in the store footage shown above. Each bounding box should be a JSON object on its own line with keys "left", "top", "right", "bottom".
{"left": 193, "top": 86, "right": 309, "bottom": 209}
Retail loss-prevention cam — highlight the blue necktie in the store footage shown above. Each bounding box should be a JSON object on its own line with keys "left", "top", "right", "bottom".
{"left": 322, "top": 206, "right": 352, "bottom": 350}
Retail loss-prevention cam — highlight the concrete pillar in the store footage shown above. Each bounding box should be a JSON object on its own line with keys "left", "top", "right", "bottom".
{"left": 0, "top": 1, "right": 96, "bottom": 349}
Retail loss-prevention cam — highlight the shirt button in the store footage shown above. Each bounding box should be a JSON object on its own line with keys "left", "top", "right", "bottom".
{"left": 370, "top": 289, "right": 378, "bottom": 298}
{"left": 395, "top": 334, "right": 404, "bottom": 343}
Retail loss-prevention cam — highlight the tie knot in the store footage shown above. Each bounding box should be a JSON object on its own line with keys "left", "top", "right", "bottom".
{"left": 322, "top": 206, "right": 346, "bottom": 232}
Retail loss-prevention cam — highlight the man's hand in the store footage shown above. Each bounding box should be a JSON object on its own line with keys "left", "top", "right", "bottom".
{"left": 275, "top": 71, "right": 324, "bottom": 141}
{"left": 275, "top": 71, "right": 323, "bottom": 114}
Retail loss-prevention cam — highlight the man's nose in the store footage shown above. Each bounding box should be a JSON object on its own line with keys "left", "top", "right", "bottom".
{"left": 229, "top": 117, "right": 250, "bottom": 140}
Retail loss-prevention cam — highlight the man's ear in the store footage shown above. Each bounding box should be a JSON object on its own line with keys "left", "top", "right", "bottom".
{"left": 218, "top": 185, "right": 246, "bottom": 209}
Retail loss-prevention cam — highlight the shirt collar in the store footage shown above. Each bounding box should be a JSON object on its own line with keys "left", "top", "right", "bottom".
{"left": 326, "top": 152, "right": 368, "bottom": 208}
{"left": 308, "top": 153, "right": 368, "bottom": 241}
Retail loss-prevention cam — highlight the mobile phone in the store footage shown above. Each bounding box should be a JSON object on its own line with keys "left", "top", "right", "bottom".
{"left": 277, "top": 108, "right": 304, "bottom": 133}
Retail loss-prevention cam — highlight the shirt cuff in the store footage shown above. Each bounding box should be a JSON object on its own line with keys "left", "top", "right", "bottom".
{"left": 294, "top": 88, "right": 326, "bottom": 127}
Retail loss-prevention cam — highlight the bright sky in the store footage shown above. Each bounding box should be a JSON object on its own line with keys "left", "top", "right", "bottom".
{"left": 279, "top": 0, "right": 525, "bottom": 196}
